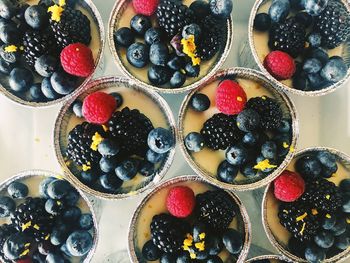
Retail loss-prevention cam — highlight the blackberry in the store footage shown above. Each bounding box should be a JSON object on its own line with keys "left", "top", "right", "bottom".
{"left": 150, "top": 213, "right": 189, "bottom": 254}
{"left": 195, "top": 190, "right": 236, "bottom": 232}
{"left": 108, "top": 107, "right": 154, "bottom": 157}
{"left": 156, "top": 0, "right": 194, "bottom": 38}
{"left": 200, "top": 113, "right": 243, "bottom": 150}
{"left": 0, "top": 224, "right": 16, "bottom": 262}
{"left": 49, "top": 6, "right": 91, "bottom": 49}
{"left": 66, "top": 122, "right": 106, "bottom": 168}
{"left": 22, "top": 30, "right": 57, "bottom": 67}
{"left": 278, "top": 201, "right": 321, "bottom": 242}
{"left": 11, "top": 197, "right": 55, "bottom": 242}
{"left": 245, "top": 96, "right": 283, "bottom": 129}
{"left": 300, "top": 178, "right": 342, "bottom": 214}
{"left": 269, "top": 17, "right": 306, "bottom": 58}
{"left": 314, "top": 0, "right": 350, "bottom": 49}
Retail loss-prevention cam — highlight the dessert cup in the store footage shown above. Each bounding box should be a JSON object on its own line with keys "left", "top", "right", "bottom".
{"left": 108, "top": 0, "right": 233, "bottom": 93}
{"left": 246, "top": 255, "right": 290, "bottom": 262}
{"left": 54, "top": 76, "right": 176, "bottom": 200}
{"left": 178, "top": 67, "right": 299, "bottom": 191}
{"left": 0, "top": 169, "right": 98, "bottom": 262}
{"left": 0, "top": 0, "right": 104, "bottom": 107}
{"left": 248, "top": 0, "right": 350, "bottom": 96}
{"left": 262, "top": 147, "right": 350, "bottom": 263}
{"left": 128, "top": 175, "right": 251, "bottom": 262}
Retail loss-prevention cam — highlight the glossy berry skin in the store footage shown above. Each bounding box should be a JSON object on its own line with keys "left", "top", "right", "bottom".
{"left": 308, "top": 33, "right": 322, "bottom": 48}
{"left": 24, "top": 5, "right": 48, "bottom": 29}
{"left": 226, "top": 145, "right": 249, "bottom": 166}
{"left": 63, "top": 206, "right": 81, "bottom": 222}
{"left": 100, "top": 156, "right": 118, "bottom": 173}
{"left": 206, "top": 256, "right": 223, "bottom": 263}
{"left": 305, "top": 245, "right": 326, "bottom": 263}
{"left": 79, "top": 171, "right": 96, "bottom": 186}
{"left": 30, "top": 83, "right": 46, "bottom": 102}
{"left": 240, "top": 163, "right": 259, "bottom": 178}
{"left": 82, "top": 92, "right": 117, "bottom": 124}
{"left": 308, "top": 48, "right": 329, "bottom": 65}
{"left": 342, "top": 193, "right": 350, "bottom": 213}
{"left": 7, "top": 182, "right": 28, "bottom": 199}
{"left": 0, "top": 58, "right": 14, "bottom": 74}
{"left": 160, "top": 253, "right": 177, "bottom": 263}
{"left": 127, "top": 42, "right": 149, "bottom": 68}
{"left": 209, "top": 0, "right": 233, "bottom": 19}
{"left": 217, "top": 160, "right": 238, "bottom": 183}
{"left": 242, "top": 132, "right": 260, "bottom": 147}
{"left": 146, "top": 149, "right": 165, "bottom": 164}
{"left": 190, "top": 0, "right": 210, "bottom": 19}
{"left": 268, "top": 0, "right": 290, "bottom": 23}
{"left": 176, "top": 252, "right": 191, "bottom": 263}
{"left": 314, "top": 230, "right": 334, "bottom": 248}
{"left": 9, "top": 68, "right": 33, "bottom": 92}
{"left": 0, "top": 44, "right": 20, "bottom": 64}
{"left": 46, "top": 253, "right": 65, "bottom": 263}
{"left": 303, "top": 58, "right": 322, "bottom": 74}
{"left": 316, "top": 151, "right": 337, "bottom": 169}
{"left": 254, "top": 13, "right": 271, "bottom": 31}
{"left": 295, "top": 11, "right": 313, "bottom": 27}
{"left": 145, "top": 28, "right": 162, "bottom": 45}
{"left": 99, "top": 173, "right": 122, "bottom": 192}
{"left": 148, "top": 65, "right": 170, "bottom": 85}
{"left": 222, "top": 229, "right": 243, "bottom": 254}
{"left": 320, "top": 56, "right": 348, "bottom": 83}
{"left": 0, "top": 22, "right": 18, "bottom": 44}
{"left": 115, "top": 159, "right": 139, "bottom": 181}
{"left": 331, "top": 218, "right": 347, "bottom": 236}
{"left": 0, "top": 0, "right": 16, "bottom": 19}
{"left": 50, "top": 71, "right": 77, "bottom": 95}
{"left": 339, "top": 179, "right": 350, "bottom": 193}
{"left": 110, "top": 92, "right": 123, "bottom": 107}
{"left": 50, "top": 224, "right": 70, "bottom": 245}
{"left": 167, "top": 56, "right": 185, "bottom": 71}
{"left": 295, "top": 154, "right": 322, "bottom": 178}
{"left": 182, "top": 23, "right": 201, "bottom": 41}
{"left": 45, "top": 198, "right": 64, "bottom": 215}
{"left": 307, "top": 73, "right": 330, "bottom": 90}
{"left": 130, "top": 15, "right": 151, "bottom": 35}
{"left": 303, "top": 0, "right": 328, "bottom": 16}
{"left": 41, "top": 77, "right": 61, "bottom": 100}
{"left": 0, "top": 196, "right": 15, "bottom": 217}
{"left": 261, "top": 141, "right": 277, "bottom": 159}
{"left": 170, "top": 71, "right": 186, "bottom": 88}
{"left": 66, "top": 230, "right": 93, "bottom": 257}
{"left": 98, "top": 139, "right": 120, "bottom": 156}
{"left": 148, "top": 128, "right": 174, "bottom": 154}
{"left": 185, "top": 132, "right": 205, "bottom": 152}
{"left": 138, "top": 160, "right": 155, "bottom": 177}
{"left": 47, "top": 180, "right": 72, "bottom": 199}
{"left": 3, "top": 233, "right": 33, "bottom": 260}
{"left": 35, "top": 55, "right": 58, "bottom": 77}
{"left": 335, "top": 233, "right": 350, "bottom": 250}
{"left": 190, "top": 93, "right": 210, "bottom": 111}
{"left": 142, "top": 240, "right": 161, "bottom": 261}
{"left": 72, "top": 100, "right": 83, "bottom": 118}
{"left": 39, "top": 177, "right": 56, "bottom": 198}
{"left": 322, "top": 216, "right": 336, "bottom": 230}
{"left": 236, "top": 109, "right": 261, "bottom": 132}
{"left": 277, "top": 119, "right": 291, "bottom": 133}
{"left": 150, "top": 42, "right": 169, "bottom": 66}
{"left": 79, "top": 214, "right": 94, "bottom": 230}
{"left": 114, "top": 27, "right": 135, "bottom": 47}
{"left": 185, "top": 63, "right": 200, "bottom": 77}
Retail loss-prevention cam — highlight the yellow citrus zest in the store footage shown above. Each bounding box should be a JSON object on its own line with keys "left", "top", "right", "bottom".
{"left": 181, "top": 35, "right": 201, "bottom": 66}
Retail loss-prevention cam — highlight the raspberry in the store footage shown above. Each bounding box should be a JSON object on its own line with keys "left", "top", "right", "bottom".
{"left": 133, "top": 0, "right": 159, "bottom": 16}
{"left": 166, "top": 186, "right": 195, "bottom": 218}
{"left": 215, "top": 80, "right": 247, "bottom": 115}
{"left": 60, "top": 43, "right": 94, "bottom": 77}
{"left": 82, "top": 92, "right": 117, "bottom": 124}
{"left": 274, "top": 170, "right": 305, "bottom": 202}
{"left": 264, "top": 51, "right": 296, "bottom": 80}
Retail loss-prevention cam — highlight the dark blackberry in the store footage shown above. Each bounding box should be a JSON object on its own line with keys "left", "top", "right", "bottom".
{"left": 314, "top": 0, "right": 350, "bottom": 49}
{"left": 22, "top": 30, "right": 57, "bottom": 67}
{"left": 0, "top": 224, "right": 16, "bottom": 262}
{"left": 245, "top": 96, "right": 283, "bottom": 130}
{"left": 66, "top": 122, "right": 106, "bottom": 168}
{"left": 108, "top": 107, "right": 154, "bottom": 157}
{"left": 269, "top": 17, "right": 306, "bottom": 58}
{"left": 200, "top": 113, "right": 243, "bottom": 150}
{"left": 300, "top": 178, "right": 342, "bottom": 214}
{"left": 195, "top": 190, "right": 236, "bottom": 232}
{"left": 11, "top": 197, "right": 55, "bottom": 242}
{"left": 156, "top": 0, "right": 194, "bottom": 39}
{"left": 278, "top": 201, "right": 321, "bottom": 242}
{"left": 150, "top": 213, "right": 189, "bottom": 254}
{"left": 49, "top": 6, "right": 91, "bottom": 49}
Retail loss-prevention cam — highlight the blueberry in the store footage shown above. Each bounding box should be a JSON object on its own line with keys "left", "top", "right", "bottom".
{"left": 0, "top": 196, "right": 15, "bottom": 217}
{"left": 99, "top": 156, "right": 118, "bottom": 173}
{"left": 305, "top": 244, "right": 326, "bottom": 262}
{"left": 9, "top": 68, "right": 33, "bottom": 92}
{"left": 295, "top": 11, "right": 313, "bottom": 27}
{"left": 303, "top": 58, "right": 322, "bottom": 73}
{"left": 288, "top": 237, "right": 306, "bottom": 258}
{"left": 79, "top": 214, "right": 94, "bottom": 230}
{"left": 185, "top": 63, "right": 200, "bottom": 77}
{"left": 182, "top": 23, "right": 201, "bottom": 41}
{"left": 146, "top": 149, "right": 165, "bottom": 164}
{"left": 63, "top": 206, "right": 81, "bottom": 222}
{"left": 226, "top": 145, "right": 249, "bottom": 166}
{"left": 276, "top": 119, "right": 291, "bottom": 133}
{"left": 33, "top": 251, "right": 46, "bottom": 263}
{"left": 47, "top": 180, "right": 72, "bottom": 199}
{"left": 50, "top": 71, "right": 77, "bottom": 95}
{"left": 339, "top": 179, "right": 350, "bottom": 193}
{"left": 66, "top": 230, "right": 93, "bottom": 257}
{"left": 63, "top": 189, "right": 80, "bottom": 205}
{"left": 160, "top": 253, "right": 176, "bottom": 263}
{"left": 308, "top": 32, "right": 322, "bottom": 48}
{"left": 222, "top": 229, "right": 243, "bottom": 254}
{"left": 268, "top": 0, "right": 290, "bottom": 23}
{"left": 342, "top": 193, "right": 350, "bottom": 213}
{"left": 0, "top": 0, "right": 16, "bottom": 19}
{"left": 321, "top": 164, "right": 337, "bottom": 178}
{"left": 98, "top": 139, "right": 120, "bottom": 156}
{"left": 176, "top": 252, "right": 191, "bottom": 263}
{"left": 320, "top": 56, "right": 348, "bottom": 83}
{"left": 303, "top": 0, "right": 328, "bottom": 16}
{"left": 79, "top": 171, "right": 96, "bottom": 186}
{"left": 170, "top": 71, "right": 186, "bottom": 88}
{"left": 38, "top": 241, "right": 54, "bottom": 256}
{"left": 41, "top": 77, "right": 61, "bottom": 100}
{"left": 24, "top": 5, "right": 48, "bottom": 29}
{"left": 236, "top": 109, "right": 261, "bottom": 132}
{"left": 60, "top": 243, "right": 73, "bottom": 257}
{"left": 190, "top": 1, "right": 210, "bottom": 19}
{"left": 331, "top": 218, "right": 347, "bottom": 236}
{"left": 50, "top": 224, "right": 70, "bottom": 246}
{"left": 29, "top": 83, "right": 46, "bottom": 102}
{"left": 126, "top": 42, "right": 149, "bottom": 68}
{"left": 46, "top": 253, "right": 65, "bottom": 263}
{"left": 72, "top": 100, "right": 83, "bottom": 118}
{"left": 7, "top": 182, "right": 28, "bottom": 199}
{"left": 185, "top": 132, "right": 205, "bottom": 152}
{"left": 150, "top": 42, "right": 169, "bottom": 66}
{"left": 0, "top": 58, "right": 14, "bottom": 74}
{"left": 99, "top": 173, "right": 123, "bottom": 192}
{"left": 167, "top": 56, "right": 185, "bottom": 71}
{"left": 0, "top": 44, "right": 20, "bottom": 64}
{"left": 109, "top": 92, "right": 123, "bottom": 107}
{"left": 130, "top": 15, "right": 151, "bottom": 35}
{"left": 0, "top": 22, "right": 18, "bottom": 43}
{"left": 148, "top": 128, "right": 174, "bottom": 154}
{"left": 190, "top": 93, "right": 210, "bottom": 112}
{"left": 334, "top": 232, "right": 350, "bottom": 250}
{"left": 207, "top": 233, "right": 223, "bottom": 256}
{"left": 309, "top": 48, "right": 329, "bottom": 65}
{"left": 242, "top": 132, "right": 260, "bottom": 147}
{"left": 217, "top": 160, "right": 238, "bottom": 183}
{"left": 254, "top": 13, "right": 271, "bottom": 31}
{"left": 45, "top": 198, "right": 65, "bottom": 215}
{"left": 293, "top": 71, "right": 309, "bottom": 90}
{"left": 139, "top": 160, "right": 155, "bottom": 177}
{"left": 296, "top": 154, "right": 322, "bottom": 178}
{"left": 115, "top": 158, "right": 139, "bottom": 181}
{"left": 34, "top": 55, "right": 58, "bottom": 77}
{"left": 209, "top": 0, "right": 233, "bottom": 19}
{"left": 114, "top": 27, "right": 134, "bottom": 47}
{"left": 314, "top": 230, "right": 334, "bottom": 248}
{"left": 290, "top": 0, "right": 303, "bottom": 10}
{"left": 307, "top": 73, "right": 331, "bottom": 90}
{"left": 142, "top": 240, "right": 161, "bottom": 261}
{"left": 240, "top": 162, "right": 259, "bottom": 178}
{"left": 316, "top": 151, "right": 337, "bottom": 169}
{"left": 261, "top": 141, "right": 277, "bottom": 159}
{"left": 206, "top": 256, "right": 223, "bottom": 263}
{"left": 3, "top": 233, "right": 33, "bottom": 260}
{"left": 39, "top": 177, "right": 56, "bottom": 198}
{"left": 145, "top": 28, "right": 163, "bottom": 45}
{"left": 148, "top": 65, "right": 171, "bottom": 85}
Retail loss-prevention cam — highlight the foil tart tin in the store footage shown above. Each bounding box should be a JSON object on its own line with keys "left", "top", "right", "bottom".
{"left": 128, "top": 175, "right": 252, "bottom": 263}
{"left": 248, "top": 0, "right": 350, "bottom": 96}
{"left": 54, "top": 76, "right": 177, "bottom": 200}
{"left": 108, "top": 0, "right": 233, "bottom": 94}
{"left": 0, "top": 0, "right": 105, "bottom": 107}
{"left": 262, "top": 147, "right": 350, "bottom": 263}
{"left": 246, "top": 255, "right": 291, "bottom": 262}
{"left": 178, "top": 67, "right": 299, "bottom": 191}
{"left": 0, "top": 169, "right": 99, "bottom": 262}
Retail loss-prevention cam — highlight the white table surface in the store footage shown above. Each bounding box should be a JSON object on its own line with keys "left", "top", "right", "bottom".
{"left": 0, "top": 0, "right": 349, "bottom": 262}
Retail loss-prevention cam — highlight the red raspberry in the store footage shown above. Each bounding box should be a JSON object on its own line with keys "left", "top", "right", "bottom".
{"left": 215, "top": 79, "right": 247, "bottom": 115}
{"left": 82, "top": 92, "right": 117, "bottom": 124}
{"left": 166, "top": 186, "right": 195, "bottom": 218}
{"left": 60, "top": 43, "right": 95, "bottom": 78}
{"left": 133, "top": 0, "right": 159, "bottom": 16}
{"left": 264, "top": 51, "right": 296, "bottom": 80}
{"left": 274, "top": 170, "right": 305, "bottom": 202}
{"left": 17, "top": 258, "right": 32, "bottom": 263}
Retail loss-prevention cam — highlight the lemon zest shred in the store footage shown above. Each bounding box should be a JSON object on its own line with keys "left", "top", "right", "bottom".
{"left": 33, "top": 224, "right": 40, "bottom": 230}
{"left": 300, "top": 222, "right": 306, "bottom": 235}
{"left": 190, "top": 253, "right": 196, "bottom": 259}
{"left": 90, "top": 132, "right": 104, "bottom": 151}
{"left": 283, "top": 142, "right": 290, "bottom": 149}
{"left": 296, "top": 212, "right": 307, "bottom": 222}
{"left": 195, "top": 241, "right": 205, "bottom": 251}
{"left": 21, "top": 221, "right": 32, "bottom": 231}
{"left": 4, "top": 45, "right": 17, "bottom": 52}
{"left": 311, "top": 209, "right": 318, "bottom": 215}
{"left": 254, "top": 159, "right": 277, "bottom": 171}
{"left": 82, "top": 164, "right": 91, "bottom": 172}
{"left": 326, "top": 214, "right": 332, "bottom": 219}
{"left": 20, "top": 249, "right": 30, "bottom": 257}
{"left": 181, "top": 35, "right": 201, "bottom": 66}
{"left": 199, "top": 233, "right": 206, "bottom": 240}
{"left": 48, "top": 4, "right": 64, "bottom": 22}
